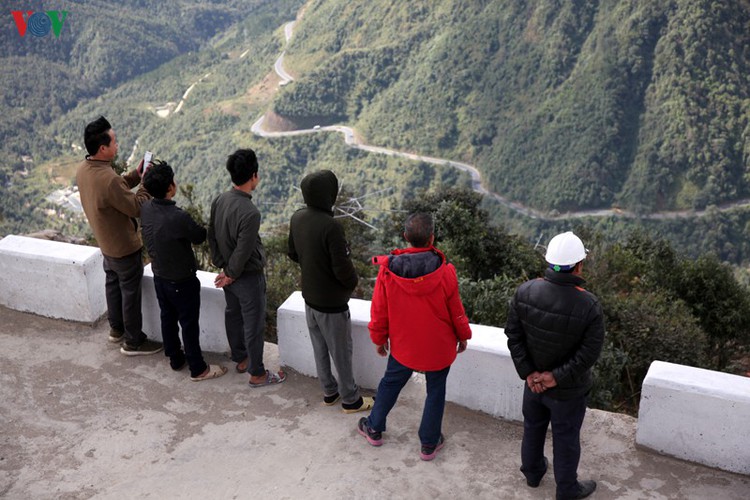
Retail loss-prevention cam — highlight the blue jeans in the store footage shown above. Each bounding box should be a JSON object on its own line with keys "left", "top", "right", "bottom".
{"left": 367, "top": 355, "right": 450, "bottom": 447}
{"left": 520, "top": 385, "right": 587, "bottom": 500}
{"left": 223, "top": 272, "right": 266, "bottom": 377}
{"left": 153, "top": 276, "right": 207, "bottom": 378}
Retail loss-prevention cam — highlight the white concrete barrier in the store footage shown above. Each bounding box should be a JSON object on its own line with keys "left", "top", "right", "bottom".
{"left": 0, "top": 235, "right": 106, "bottom": 323}
{"left": 4, "top": 241, "right": 749, "bottom": 471}
{"left": 277, "top": 291, "right": 524, "bottom": 422}
{"left": 636, "top": 361, "right": 750, "bottom": 475}
{"left": 276, "top": 292, "right": 388, "bottom": 390}
{"left": 447, "top": 324, "right": 524, "bottom": 422}
{"left": 142, "top": 264, "right": 230, "bottom": 354}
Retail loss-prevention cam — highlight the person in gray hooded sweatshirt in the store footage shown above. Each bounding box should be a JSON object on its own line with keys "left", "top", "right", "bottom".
{"left": 288, "top": 170, "right": 374, "bottom": 413}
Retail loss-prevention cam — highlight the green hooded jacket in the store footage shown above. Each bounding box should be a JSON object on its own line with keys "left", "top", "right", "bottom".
{"left": 288, "top": 170, "right": 358, "bottom": 312}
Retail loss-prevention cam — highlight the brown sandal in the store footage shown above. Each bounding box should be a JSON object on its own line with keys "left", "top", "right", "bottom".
{"left": 235, "top": 358, "right": 248, "bottom": 373}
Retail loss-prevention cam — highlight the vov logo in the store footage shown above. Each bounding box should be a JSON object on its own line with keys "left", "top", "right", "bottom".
{"left": 12, "top": 10, "right": 68, "bottom": 38}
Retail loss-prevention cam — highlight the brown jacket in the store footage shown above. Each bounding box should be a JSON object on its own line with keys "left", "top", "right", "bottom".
{"left": 76, "top": 158, "right": 151, "bottom": 258}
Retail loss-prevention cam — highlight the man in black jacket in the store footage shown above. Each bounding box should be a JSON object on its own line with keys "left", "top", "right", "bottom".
{"left": 209, "top": 149, "right": 285, "bottom": 387}
{"left": 288, "top": 170, "right": 373, "bottom": 413}
{"left": 505, "top": 232, "right": 604, "bottom": 500}
{"left": 141, "top": 160, "right": 227, "bottom": 381}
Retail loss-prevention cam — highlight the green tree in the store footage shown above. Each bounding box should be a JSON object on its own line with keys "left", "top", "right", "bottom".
{"left": 674, "top": 255, "right": 750, "bottom": 370}
{"left": 178, "top": 183, "right": 213, "bottom": 272}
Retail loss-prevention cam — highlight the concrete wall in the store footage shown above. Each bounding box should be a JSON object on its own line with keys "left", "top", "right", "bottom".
{"left": 0, "top": 235, "right": 106, "bottom": 323}
{"left": 636, "top": 361, "right": 750, "bottom": 475}
{"left": 277, "top": 291, "right": 525, "bottom": 422}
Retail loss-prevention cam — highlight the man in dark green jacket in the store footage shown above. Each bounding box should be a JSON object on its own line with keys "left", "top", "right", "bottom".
{"left": 209, "top": 148, "right": 285, "bottom": 388}
{"left": 288, "top": 170, "right": 373, "bottom": 413}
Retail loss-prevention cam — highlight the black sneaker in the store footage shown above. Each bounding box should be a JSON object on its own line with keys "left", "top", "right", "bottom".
{"left": 108, "top": 328, "right": 124, "bottom": 343}
{"left": 323, "top": 392, "right": 340, "bottom": 405}
{"left": 120, "top": 339, "right": 164, "bottom": 356}
{"left": 357, "top": 417, "right": 382, "bottom": 446}
{"left": 419, "top": 434, "right": 445, "bottom": 461}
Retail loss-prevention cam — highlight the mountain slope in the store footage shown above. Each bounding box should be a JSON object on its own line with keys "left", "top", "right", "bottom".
{"left": 0, "top": 0, "right": 267, "bottom": 163}
{"left": 0, "top": 0, "right": 467, "bottom": 238}
{"left": 275, "top": 0, "right": 750, "bottom": 213}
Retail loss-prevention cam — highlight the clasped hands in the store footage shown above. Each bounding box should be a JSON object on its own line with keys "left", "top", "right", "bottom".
{"left": 214, "top": 271, "right": 235, "bottom": 288}
{"left": 526, "top": 371, "right": 557, "bottom": 394}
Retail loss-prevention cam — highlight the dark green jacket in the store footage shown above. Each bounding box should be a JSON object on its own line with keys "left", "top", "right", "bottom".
{"left": 288, "top": 170, "right": 358, "bottom": 312}
{"left": 208, "top": 189, "right": 265, "bottom": 279}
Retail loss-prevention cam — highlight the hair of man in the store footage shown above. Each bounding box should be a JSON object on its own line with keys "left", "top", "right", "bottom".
{"left": 83, "top": 116, "right": 113, "bottom": 156}
{"left": 226, "top": 148, "right": 258, "bottom": 186}
{"left": 142, "top": 159, "right": 174, "bottom": 199}
{"left": 404, "top": 212, "right": 434, "bottom": 248}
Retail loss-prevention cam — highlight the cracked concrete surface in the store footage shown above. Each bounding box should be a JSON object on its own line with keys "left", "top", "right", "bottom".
{"left": 1, "top": 306, "right": 748, "bottom": 499}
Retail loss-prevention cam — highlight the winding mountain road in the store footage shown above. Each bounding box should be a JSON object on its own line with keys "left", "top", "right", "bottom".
{"left": 251, "top": 21, "right": 750, "bottom": 222}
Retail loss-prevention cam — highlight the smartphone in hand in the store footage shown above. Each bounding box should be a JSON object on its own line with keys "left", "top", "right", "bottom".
{"left": 142, "top": 151, "right": 153, "bottom": 174}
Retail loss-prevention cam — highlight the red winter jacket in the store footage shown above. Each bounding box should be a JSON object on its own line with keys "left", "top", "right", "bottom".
{"left": 369, "top": 246, "right": 472, "bottom": 371}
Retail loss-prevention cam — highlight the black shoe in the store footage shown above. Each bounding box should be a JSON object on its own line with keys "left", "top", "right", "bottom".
{"left": 419, "top": 434, "right": 445, "bottom": 461}
{"left": 526, "top": 456, "right": 548, "bottom": 487}
{"left": 357, "top": 417, "right": 382, "bottom": 446}
{"left": 120, "top": 339, "right": 164, "bottom": 356}
{"left": 170, "top": 353, "right": 186, "bottom": 371}
{"left": 562, "top": 480, "right": 596, "bottom": 500}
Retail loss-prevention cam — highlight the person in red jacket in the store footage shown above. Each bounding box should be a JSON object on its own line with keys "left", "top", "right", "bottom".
{"left": 357, "top": 212, "right": 472, "bottom": 461}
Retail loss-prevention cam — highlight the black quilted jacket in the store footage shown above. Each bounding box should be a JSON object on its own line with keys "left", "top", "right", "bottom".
{"left": 505, "top": 269, "right": 605, "bottom": 400}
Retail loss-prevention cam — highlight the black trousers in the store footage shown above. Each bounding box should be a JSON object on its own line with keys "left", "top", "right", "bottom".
{"left": 102, "top": 250, "right": 146, "bottom": 347}
{"left": 520, "top": 385, "right": 587, "bottom": 500}
{"left": 153, "top": 276, "right": 207, "bottom": 378}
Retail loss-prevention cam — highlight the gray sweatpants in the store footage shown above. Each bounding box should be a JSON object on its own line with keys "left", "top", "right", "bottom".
{"left": 305, "top": 305, "right": 361, "bottom": 405}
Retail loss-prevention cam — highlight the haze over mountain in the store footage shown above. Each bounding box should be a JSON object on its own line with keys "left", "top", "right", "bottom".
{"left": 2, "top": 0, "right": 750, "bottom": 263}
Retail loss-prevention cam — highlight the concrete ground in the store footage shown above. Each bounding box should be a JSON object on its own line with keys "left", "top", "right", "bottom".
{"left": 1, "top": 306, "right": 748, "bottom": 499}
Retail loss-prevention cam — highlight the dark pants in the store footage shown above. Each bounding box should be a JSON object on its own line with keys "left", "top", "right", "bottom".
{"left": 367, "top": 355, "right": 450, "bottom": 447}
{"left": 102, "top": 250, "right": 146, "bottom": 347}
{"left": 153, "top": 276, "right": 207, "bottom": 378}
{"left": 223, "top": 272, "right": 266, "bottom": 377}
{"left": 521, "top": 385, "right": 587, "bottom": 500}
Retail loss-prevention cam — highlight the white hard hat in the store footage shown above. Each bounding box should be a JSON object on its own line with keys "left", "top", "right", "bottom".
{"left": 545, "top": 232, "right": 587, "bottom": 269}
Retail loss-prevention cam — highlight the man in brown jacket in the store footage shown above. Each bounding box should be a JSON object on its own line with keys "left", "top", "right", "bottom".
{"left": 76, "top": 116, "right": 162, "bottom": 355}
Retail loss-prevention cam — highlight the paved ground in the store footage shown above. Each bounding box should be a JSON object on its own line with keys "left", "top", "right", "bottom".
{"left": 1, "top": 306, "right": 748, "bottom": 499}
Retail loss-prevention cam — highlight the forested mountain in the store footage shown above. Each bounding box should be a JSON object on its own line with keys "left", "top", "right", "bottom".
{"left": 0, "top": 0, "right": 462, "bottom": 237}
{"left": 0, "top": 0, "right": 285, "bottom": 229}
{"left": 277, "top": 0, "right": 750, "bottom": 213}
{"left": 0, "top": 0, "right": 259, "bottom": 159}
{"left": 2, "top": 0, "right": 750, "bottom": 265}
